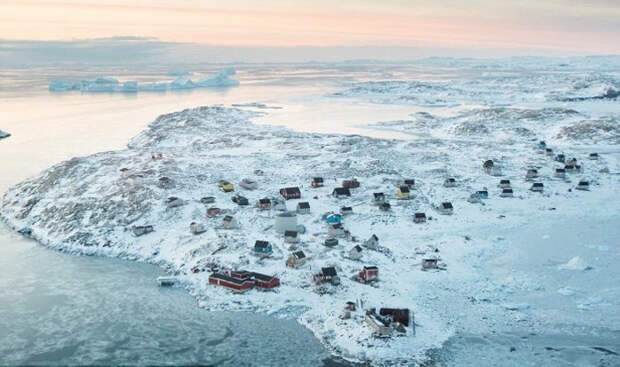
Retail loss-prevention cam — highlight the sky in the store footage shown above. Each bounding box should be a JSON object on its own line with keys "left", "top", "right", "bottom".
{"left": 1, "top": 0, "right": 619, "bottom": 64}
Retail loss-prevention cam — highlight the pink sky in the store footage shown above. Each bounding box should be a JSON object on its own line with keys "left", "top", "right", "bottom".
{"left": 1, "top": 0, "right": 619, "bottom": 53}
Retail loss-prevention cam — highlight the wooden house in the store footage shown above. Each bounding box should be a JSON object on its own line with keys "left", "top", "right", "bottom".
{"left": 500, "top": 188, "right": 514, "bottom": 197}
{"left": 530, "top": 182, "right": 544, "bottom": 192}
{"left": 311, "top": 177, "right": 324, "bottom": 188}
{"left": 217, "top": 180, "right": 234, "bottom": 192}
{"left": 132, "top": 225, "right": 154, "bottom": 237}
{"left": 372, "top": 192, "right": 386, "bottom": 205}
{"left": 359, "top": 265, "right": 378, "bottom": 283}
{"left": 422, "top": 258, "right": 439, "bottom": 270}
{"left": 324, "top": 238, "right": 339, "bottom": 247}
{"left": 340, "top": 206, "right": 353, "bottom": 216}
{"left": 254, "top": 240, "right": 273, "bottom": 256}
{"left": 413, "top": 212, "right": 427, "bottom": 223}
{"left": 363, "top": 234, "right": 379, "bottom": 249}
{"left": 286, "top": 251, "right": 307, "bottom": 268}
{"left": 396, "top": 185, "right": 411, "bottom": 199}
{"left": 314, "top": 267, "right": 340, "bottom": 285}
{"left": 221, "top": 215, "right": 239, "bottom": 229}
{"left": 443, "top": 178, "right": 456, "bottom": 187}
{"left": 576, "top": 180, "right": 590, "bottom": 191}
{"left": 232, "top": 195, "right": 249, "bottom": 205}
{"left": 296, "top": 202, "right": 311, "bottom": 214}
{"left": 284, "top": 230, "right": 299, "bottom": 244}
{"left": 256, "top": 198, "right": 271, "bottom": 210}
{"left": 342, "top": 179, "right": 360, "bottom": 189}
{"left": 438, "top": 202, "right": 453, "bottom": 215}
{"left": 280, "top": 187, "right": 301, "bottom": 200}
{"left": 554, "top": 168, "right": 566, "bottom": 178}
{"left": 498, "top": 179, "right": 511, "bottom": 189}
{"left": 190, "top": 222, "right": 206, "bottom": 235}
{"left": 207, "top": 207, "right": 221, "bottom": 218}
{"left": 348, "top": 245, "right": 363, "bottom": 260}
{"left": 239, "top": 178, "right": 258, "bottom": 190}
{"left": 526, "top": 169, "right": 538, "bottom": 180}
{"left": 332, "top": 187, "right": 351, "bottom": 198}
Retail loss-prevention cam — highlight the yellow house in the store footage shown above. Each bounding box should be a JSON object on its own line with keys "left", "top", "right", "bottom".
{"left": 396, "top": 185, "right": 411, "bottom": 199}
{"left": 217, "top": 180, "right": 235, "bottom": 192}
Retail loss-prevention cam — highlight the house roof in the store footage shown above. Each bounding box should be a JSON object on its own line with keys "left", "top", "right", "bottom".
{"left": 255, "top": 240, "right": 270, "bottom": 248}
{"left": 578, "top": 181, "right": 589, "bottom": 185}
{"left": 502, "top": 188, "right": 513, "bottom": 193}
{"left": 404, "top": 179, "right": 415, "bottom": 184}
{"left": 351, "top": 245, "right": 362, "bottom": 252}
{"left": 333, "top": 187, "right": 351, "bottom": 195}
{"left": 500, "top": 179, "right": 510, "bottom": 184}
{"left": 414, "top": 212, "right": 426, "bottom": 218}
{"left": 442, "top": 202, "right": 453, "bottom": 209}
{"left": 446, "top": 178, "right": 456, "bottom": 182}
{"left": 293, "top": 251, "right": 306, "bottom": 259}
{"left": 398, "top": 186, "right": 410, "bottom": 193}
{"left": 332, "top": 223, "right": 343, "bottom": 229}
{"left": 364, "top": 265, "right": 378, "bottom": 270}
{"left": 341, "top": 206, "right": 352, "bottom": 211}
{"left": 259, "top": 198, "right": 271, "bottom": 204}
{"left": 251, "top": 272, "right": 277, "bottom": 282}
{"left": 297, "top": 202, "right": 310, "bottom": 209}
{"left": 312, "top": 177, "right": 324, "bottom": 182}
{"left": 532, "top": 183, "right": 544, "bottom": 187}
{"left": 284, "top": 230, "right": 298, "bottom": 237}
{"left": 223, "top": 215, "right": 233, "bottom": 221}
{"left": 321, "top": 267, "right": 337, "bottom": 276}
{"left": 281, "top": 187, "right": 301, "bottom": 194}
{"left": 373, "top": 192, "right": 385, "bottom": 198}
{"left": 370, "top": 234, "right": 378, "bottom": 241}
{"left": 210, "top": 272, "right": 252, "bottom": 285}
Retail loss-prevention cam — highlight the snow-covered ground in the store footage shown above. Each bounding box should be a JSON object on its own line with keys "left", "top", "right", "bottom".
{"left": 2, "top": 58, "right": 619, "bottom": 365}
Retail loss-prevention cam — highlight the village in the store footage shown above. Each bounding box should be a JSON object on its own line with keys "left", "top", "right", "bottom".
{"left": 1, "top": 106, "right": 614, "bottom": 364}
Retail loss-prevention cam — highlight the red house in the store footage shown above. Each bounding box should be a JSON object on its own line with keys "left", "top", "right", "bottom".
{"left": 359, "top": 265, "right": 379, "bottom": 283}
{"left": 252, "top": 272, "right": 280, "bottom": 289}
{"left": 342, "top": 179, "right": 360, "bottom": 189}
{"left": 280, "top": 187, "right": 301, "bottom": 200}
{"left": 209, "top": 271, "right": 254, "bottom": 292}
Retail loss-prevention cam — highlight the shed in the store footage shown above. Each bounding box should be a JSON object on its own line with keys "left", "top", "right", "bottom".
{"left": 554, "top": 168, "right": 566, "bottom": 178}
{"left": 296, "top": 202, "right": 311, "bottom": 214}
{"left": 500, "top": 188, "right": 514, "bottom": 197}
{"left": 396, "top": 185, "right": 411, "bottom": 199}
{"left": 365, "top": 312, "right": 392, "bottom": 338}
{"left": 348, "top": 245, "right": 363, "bottom": 260}
{"left": 158, "top": 176, "right": 173, "bottom": 189}
{"left": 413, "top": 212, "right": 427, "bottom": 223}
{"left": 254, "top": 240, "right": 273, "bottom": 256}
{"left": 280, "top": 187, "right": 301, "bottom": 200}
{"left": 498, "top": 179, "right": 511, "bottom": 189}
{"left": 576, "top": 181, "right": 590, "bottom": 191}
{"left": 311, "top": 177, "right": 324, "bottom": 188}
{"left": 379, "top": 308, "right": 410, "bottom": 327}
{"left": 467, "top": 193, "right": 481, "bottom": 203}
{"left": 483, "top": 160, "right": 494, "bottom": 173}
{"left": 190, "top": 222, "right": 206, "bottom": 235}
{"left": 284, "top": 230, "right": 299, "bottom": 243}
{"left": 286, "top": 251, "right": 307, "bottom": 268}
{"left": 256, "top": 198, "right": 271, "bottom": 210}
{"left": 530, "top": 182, "right": 544, "bottom": 192}
{"left": 372, "top": 192, "right": 386, "bottom": 205}
{"left": 222, "top": 215, "right": 239, "bottom": 229}
{"left": 332, "top": 187, "right": 351, "bottom": 198}
{"left": 443, "top": 178, "right": 456, "bottom": 187}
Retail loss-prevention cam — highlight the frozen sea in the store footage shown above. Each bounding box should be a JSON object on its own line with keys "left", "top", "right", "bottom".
{"left": 1, "top": 61, "right": 619, "bottom": 366}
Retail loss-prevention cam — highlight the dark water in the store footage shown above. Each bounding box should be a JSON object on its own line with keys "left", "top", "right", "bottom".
{"left": 0, "top": 225, "right": 339, "bottom": 366}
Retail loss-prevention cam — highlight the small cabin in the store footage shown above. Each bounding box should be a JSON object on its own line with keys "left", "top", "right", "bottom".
{"left": 314, "top": 267, "right": 340, "bottom": 285}
{"left": 443, "top": 178, "right": 456, "bottom": 187}
{"left": 190, "top": 222, "right": 206, "bottom": 235}
{"left": 396, "top": 186, "right": 411, "bottom": 199}
{"left": 500, "top": 188, "right": 514, "bottom": 197}
{"left": 232, "top": 195, "right": 249, "bottom": 205}
{"left": 403, "top": 179, "right": 415, "bottom": 188}
{"left": 545, "top": 148, "right": 554, "bottom": 156}
{"left": 254, "top": 240, "right": 273, "bottom": 256}
{"left": 324, "top": 238, "right": 339, "bottom": 247}
{"left": 476, "top": 190, "right": 489, "bottom": 199}
{"left": 555, "top": 154, "right": 566, "bottom": 163}
{"left": 348, "top": 245, "right": 363, "bottom": 260}
{"left": 328, "top": 223, "right": 346, "bottom": 238}
{"left": 166, "top": 197, "right": 185, "bottom": 209}
{"left": 340, "top": 206, "right": 353, "bottom": 216}
{"left": 372, "top": 192, "right": 386, "bottom": 205}
{"left": 363, "top": 234, "right": 379, "bottom": 249}
{"left": 311, "top": 177, "right": 324, "bottom": 188}
{"left": 467, "top": 193, "right": 481, "bottom": 203}
{"left": 207, "top": 207, "right": 221, "bottom": 217}
{"left": 256, "top": 198, "right": 271, "bottom": 210}
{"left": 239, "top": 178, "right": 258, "bottom": 190}
{"left": 530, "top": 182, "right": 544, "bottom": 192}
{"left": 284, "top": 230, "right": 299, "bottom": 244}
{"left": 342, "top": 179, "right": 360, "bottom": 189}
{"left": 379, "top": 202, "right": 391, "bottom": 211}
{"left": 200, "top": 196, "right": 215, "bottom": 204}
{"left": 498, "top": 179, "right": 511, "bottom": 189}
{"left": 526, "top": 169, "right": 538, "bottom": 180}
{"left": 222, "top": 215, "right": 239, "bottom": 229}
{"left": 332, "top": 187, "right": 351, "bottom": 198}
{"left": 589, "top": 153, "right": 599, "bottom": 160}
{"left": 438, "top": 202, "right": 453, "bottom": 215}
{"left": 422, "top": 258, "right": 439, "bottom": 270}
{"left": 280, "top": 187, "right": 301, "bottom": 200}
{"left": 217, "top": 180, "right": 234, "bottom": 192}
{"left": 132, "top": 225, "right": 154, "bottom": 237}
{"left": 576, "top": 180, "right": 590, "bottom": 191}
{"left": 325, "top": 213, "right": 342, "bottom": 224}
{"left": 286, "top": 251, "right": 307, "bottom": 268}
{"left": 359, "top": 265, "right": 378, "bottom": 283}
{"left": 296, "top": 201, "right": 310, "bottom": 214}
{"left": 413, "top": 212, "right": 427, "bottom": 223}
{"left": 554, "top": 168, "right": 566, "bottom": 178}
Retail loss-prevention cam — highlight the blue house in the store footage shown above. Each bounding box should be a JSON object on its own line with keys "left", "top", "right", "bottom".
{"left": 254, "top": 240, "right": 273, "bottom": 256}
